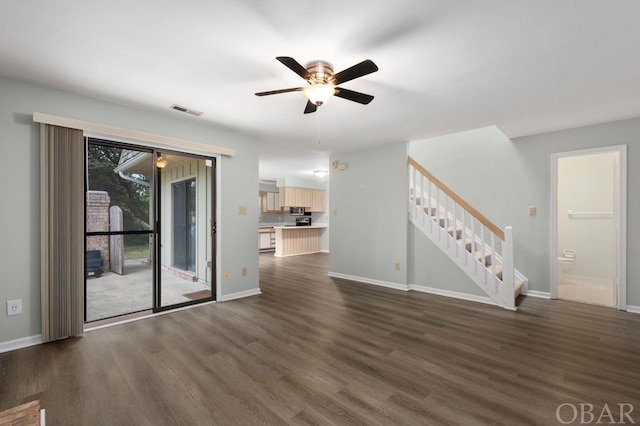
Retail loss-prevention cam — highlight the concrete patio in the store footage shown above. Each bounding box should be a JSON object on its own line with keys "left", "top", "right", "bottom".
{"left": 86, "top": 258, "right": 212, "bottom": 322}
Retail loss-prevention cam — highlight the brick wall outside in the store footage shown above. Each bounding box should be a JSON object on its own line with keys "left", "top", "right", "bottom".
{"left": 86, "top": 190, "right": 110, "bottom": 269}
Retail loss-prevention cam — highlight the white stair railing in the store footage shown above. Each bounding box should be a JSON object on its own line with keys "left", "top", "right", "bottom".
{"left": 408, "top": 157, "right": 519, "bottom": 310}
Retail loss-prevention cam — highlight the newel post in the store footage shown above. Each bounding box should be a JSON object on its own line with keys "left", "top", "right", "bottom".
{"left": 503, "top": 226, "right": 516, "bottom": 310}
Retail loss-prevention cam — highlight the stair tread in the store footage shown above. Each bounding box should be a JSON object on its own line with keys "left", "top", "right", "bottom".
{"left": 432, "top": 217, "right": 445, "bottom": 225}
{"left": 458, "top": 238, "right": 474, "bottom": 250}
{"left": 424, "top": 207, "right": 437, "bottom": 214}
{"left": 488, "top": 264, "right": 503, "bottom": 273}
{"left": 475, "top": 250, "right": 492, "bottom": 260}
{"left": 515, "top": 280, "right": 524, "bottom": 297}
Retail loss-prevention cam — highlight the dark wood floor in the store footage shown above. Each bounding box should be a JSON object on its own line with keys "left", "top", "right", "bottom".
{"left": 1, "top": 252, "right": 640, "bottom": 425}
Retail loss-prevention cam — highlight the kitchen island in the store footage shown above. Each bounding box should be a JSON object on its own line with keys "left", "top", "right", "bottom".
{"left": 273, "top": 225, "right": 327, "bottom": 257}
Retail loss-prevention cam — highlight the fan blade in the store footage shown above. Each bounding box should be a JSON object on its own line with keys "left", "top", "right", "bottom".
{"left": 332, "top": 59, "right": 378, "bottom": 85}
{"left": 255, "top": 87, "right": 304, "bottom": 96}
{"left": 276, "top": 57, "right": 310, "bottom": 80}
{"left": 303, "top": 100, "right": 318, "bottom": 114}
{"left": 334, "top": 87, "right": 374, "bottom": 105}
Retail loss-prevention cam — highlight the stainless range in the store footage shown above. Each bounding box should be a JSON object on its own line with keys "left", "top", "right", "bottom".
{"left": 295, "top": 217, "right": 312, "bottom": 226}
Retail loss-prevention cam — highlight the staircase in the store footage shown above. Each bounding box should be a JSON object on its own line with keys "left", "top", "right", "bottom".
{"left": 408, "top": 157, "right": 527, "bottom": 310}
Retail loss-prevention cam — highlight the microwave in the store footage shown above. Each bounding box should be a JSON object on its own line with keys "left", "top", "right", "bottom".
{"left": 289, "top": 207, "right": 305, "bottom": 216}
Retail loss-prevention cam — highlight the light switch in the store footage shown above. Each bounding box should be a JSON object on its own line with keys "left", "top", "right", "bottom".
{"left": 528, "top": 206, "right": 537, "bottom": 216}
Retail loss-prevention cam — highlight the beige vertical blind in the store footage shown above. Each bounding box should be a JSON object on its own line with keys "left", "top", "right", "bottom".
{"left": 41, "top": 124, "right": 85, "bottom": 342}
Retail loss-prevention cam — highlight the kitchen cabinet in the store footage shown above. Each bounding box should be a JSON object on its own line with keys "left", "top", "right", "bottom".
{"left": 279, "top": 187, "right": 326, "bottom": 212}
{"left": 260, "top": 191, "right": 282, "bottom": 213}
{"left": 279, "top": 186, "right": 307, "bottom": 208}
{"left": 308, "top": 189, "right": 326, "bottom": 212}
{"left": 259, "top": 227, "right": 276, "bottom": 251}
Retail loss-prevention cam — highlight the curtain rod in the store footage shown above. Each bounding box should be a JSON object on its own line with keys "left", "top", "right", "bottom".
{"left": 33, "top": 112, "right": 235, "bottom": 157}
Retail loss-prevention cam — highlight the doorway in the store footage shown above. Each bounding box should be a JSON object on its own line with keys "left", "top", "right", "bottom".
{"left": 84, "top": 139, "right": 216, "bottom": 322}
{"left": 550, "top": 146, "right": 627, "bottom": 309}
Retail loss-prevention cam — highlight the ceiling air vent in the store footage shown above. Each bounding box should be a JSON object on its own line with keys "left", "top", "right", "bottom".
{"left": 170, "top": 104, "right": 203, "bottom": 117}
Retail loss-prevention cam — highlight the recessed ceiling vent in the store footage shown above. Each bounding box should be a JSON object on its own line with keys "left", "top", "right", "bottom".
{"left": 170, "top": 104, "right": 203, "bottom": 117}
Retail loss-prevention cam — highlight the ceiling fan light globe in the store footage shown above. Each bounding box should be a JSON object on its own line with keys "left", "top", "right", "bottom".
{"left": 304, "top": 84, "right": 335, "bottom": 106}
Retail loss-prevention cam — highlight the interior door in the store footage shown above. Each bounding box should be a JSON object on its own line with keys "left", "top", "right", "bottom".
{"left": 551, "top": 146, "right": 626, "bottom": 309}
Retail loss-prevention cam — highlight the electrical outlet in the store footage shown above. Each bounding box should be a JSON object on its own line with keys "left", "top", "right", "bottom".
{"left": 224, "top": 272, "right": 229, "bottom": 280}
{"left": 528, "top": 206, "right": 537, "bottom": 216}
{"left": 395, "top": 262, "right": 401, "bottom": 270}
{"left": 241, "top": 267, "right": 247, "bottom": 277}
{"left": 7, "top": 299, "right": 22, "bottom": 316}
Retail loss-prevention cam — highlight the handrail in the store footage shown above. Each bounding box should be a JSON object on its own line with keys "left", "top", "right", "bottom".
{"left": 408, "top": 156, "right": 505, "bottom": 241}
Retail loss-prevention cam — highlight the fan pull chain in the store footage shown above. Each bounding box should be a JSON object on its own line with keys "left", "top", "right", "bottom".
{"left": 316, "top": 111, "right": 321, "bottom": 145}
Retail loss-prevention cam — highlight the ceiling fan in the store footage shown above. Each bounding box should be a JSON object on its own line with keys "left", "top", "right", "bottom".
{"left": 255, "top": 56, "right": 379, "bottom": 114}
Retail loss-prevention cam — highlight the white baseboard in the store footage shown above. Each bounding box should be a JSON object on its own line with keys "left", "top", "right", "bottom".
{"left": 3, "top": 289, "right": 259, "bottom": 352}
{"left": 274, "top": 251, "right": 322, "bottom": 258}
{"left": 0, "top": 334, "right": 43, "bottom": 354}
{"left": 327, "top": 272, "right": 409, "bottom": 291}
{"left": 327, "top": 271, "right": 517, "bottom": 308}
{"left": 626, "top": 305, "right": 640, "bottom": 314}
{"left": 410, "top": 284, "right": 496, "bottom": 306}
{"left": 218, "top": 288, "right": 262, "bottom": 302}
{"left": 523, "top": 290, "right": 552, "bottom": 299}
{"left": 327, "top": 272, "right": 505, "bottom": 308}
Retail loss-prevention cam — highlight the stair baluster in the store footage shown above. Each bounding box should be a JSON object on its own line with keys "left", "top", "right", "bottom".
{"left": 420, "top": 174, "right": 425, "bottom": 227}
{"left": 408, "top": 156, "right": 526, "bottom": 310}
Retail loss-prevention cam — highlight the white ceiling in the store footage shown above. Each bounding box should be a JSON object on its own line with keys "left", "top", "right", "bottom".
{"left": 2, "top": 1, "right": 640, "bottom": 181}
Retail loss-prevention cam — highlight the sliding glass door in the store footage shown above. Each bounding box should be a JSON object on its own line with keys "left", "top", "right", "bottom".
{"left": 84, "top": 140, "right": 215, "bottom": 322}
{"left": 172, "top": 178, "right": 196, "bottom": 272}
{"left": 85, "top": 140, "right": 154, "bottom": 321}
{"left": 157, "top": 152, "right": 215, "bottom": 309}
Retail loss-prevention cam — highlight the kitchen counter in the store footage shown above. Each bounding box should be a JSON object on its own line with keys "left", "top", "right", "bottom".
{"left": 272, "top": 224, "right": 327, "bottom": 229}
{"left": 260, "top": 223, "right": 327, "bottom": 228}
{"left": 273, "top": 225, "right": 326, "bottom": 257}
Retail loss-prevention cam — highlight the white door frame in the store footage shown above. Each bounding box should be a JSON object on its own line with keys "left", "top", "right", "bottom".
{"left": 550, "top": 145, "right": 627, "bottom": 309}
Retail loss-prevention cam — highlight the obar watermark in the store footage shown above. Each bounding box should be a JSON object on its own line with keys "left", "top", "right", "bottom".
{"left": 556, "top": 403, "right": 636, "bottom": 424}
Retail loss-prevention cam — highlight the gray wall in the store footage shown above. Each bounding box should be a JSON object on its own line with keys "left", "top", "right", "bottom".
{"left": 408, "top": 119, "right": 640, "bottom": 306}
{"left": 0, "top": 76, "right": 260, "bottom": 345}
{"left": 329, "top": 142, "right": 408, "bottom": 285}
